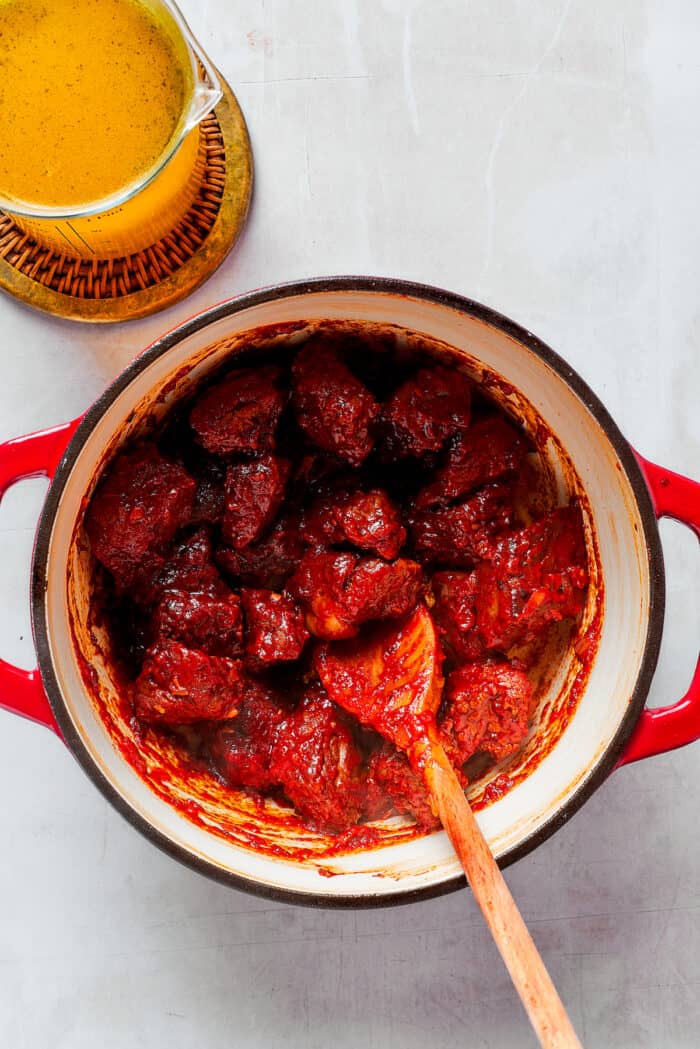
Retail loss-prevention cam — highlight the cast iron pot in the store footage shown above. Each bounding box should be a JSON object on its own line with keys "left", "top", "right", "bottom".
{"left": 1, "top": 277, "right": 698, "bottom": 907}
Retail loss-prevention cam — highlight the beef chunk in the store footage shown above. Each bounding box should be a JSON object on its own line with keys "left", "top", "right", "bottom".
{"left": 124, "top": 528, "right": 224, "bottom": 608}
{"left": 154, "top": 528, "right": 220, "bottom": 597}
{"left": 207, "top": 681, "right": 288, "bottom": 791}
{"left": 301, "top": 487, "right": 406, "bottom": 560}
{"left": 416, "top": 416, "right": 528, "bottom": 510}
{"left": 240, "top": 588, "right": 309, "bottom": 670}
{"left": 380, "top": 366, "right": 472, "bottom": 459}
{"left": 360, "top": 757, "right": 396, "bottom": 822}
{"left": 431, "top": 570, "right": 485, "bottom": 663}
{"left": 152, "top": 587, "right": 243, "bottom": 657}
{"left": 189, "top": 462, "right": 226, "bottom": 525}
{"left": 270, "top": 685, "right": 364, "bottom": 833}
{"left": 291, "top": 452, "right": 345, "bottom": 494}
{"left": 124, "top": 529, "right": 221, "bottom": 609}
{"left": 438, "top": 666, "right": 491, "bottom": 766}
{"left": 291, "top": 340, "right": 379, "bottom": 466}
{"left": 478, "top": 665, "right": 533, "bottom": 762}
{"left": 288, "top": 550, "right": 422, "bottom": 640}
{"left": 112, "top": 550, "right": 168, "bottom": 607}
{"left": 85, "top": 443, "right": 196, "bottom": 589}
{"left": 132, "top": 639, "right": 243, "bottom": 725}
{"left": 189, "top": 365, "right": 286, "bottom": 456}
{"left": 440, "top": 662, "right": 533, "bottom": 765}
{"left": 475, "top": 506, "right": 588, "bottom": 650}
{"left": 216, "top": 513, "right": 304, "bottom": 589}
{"left": 410, "top": 481, "right": 515, "bottom": 566}
{"left": 222, "top": 455, "right": 291, "bottom": 549}
{"left": 365, "top": 743, "right": 439, "bottom": 831}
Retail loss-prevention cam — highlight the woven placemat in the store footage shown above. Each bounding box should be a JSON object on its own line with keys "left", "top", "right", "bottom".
{"left": 0, "top": 74, "right": 253, "bottom": 322}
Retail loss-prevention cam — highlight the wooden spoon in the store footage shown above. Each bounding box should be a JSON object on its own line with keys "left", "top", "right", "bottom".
{"left": 316, "top": 604, "right": 583, "bottom": 1049}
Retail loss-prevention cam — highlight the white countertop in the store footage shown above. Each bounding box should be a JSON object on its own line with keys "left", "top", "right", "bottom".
{"left": 1, "top": 2, "right": 699, "bottom": 1046}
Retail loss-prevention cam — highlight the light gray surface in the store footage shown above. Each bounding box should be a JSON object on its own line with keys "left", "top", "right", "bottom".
{"left": 1, "top": 2, "right": 699, "bottom": 1046}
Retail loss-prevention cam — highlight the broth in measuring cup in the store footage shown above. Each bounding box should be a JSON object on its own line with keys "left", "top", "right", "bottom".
{"left": 0, "top": 0, "right": 192, "bottom": 210}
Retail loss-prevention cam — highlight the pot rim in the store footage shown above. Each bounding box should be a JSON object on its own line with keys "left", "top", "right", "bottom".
{"left": 30, "top": 275, "right": 666, "bottom": 908}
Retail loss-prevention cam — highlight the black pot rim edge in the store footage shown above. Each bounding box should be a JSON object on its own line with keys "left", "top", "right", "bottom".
{"left": 30, "top": 275, "right": 665, "bottom": 909}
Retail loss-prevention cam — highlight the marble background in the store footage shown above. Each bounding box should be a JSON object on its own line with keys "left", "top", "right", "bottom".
{"left": 0, "top": 2, "right": 698, "bottom": 1046}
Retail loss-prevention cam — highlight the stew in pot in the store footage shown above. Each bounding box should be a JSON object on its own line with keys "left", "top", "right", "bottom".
{"left": 84, "top": 333, "right": 589, "bottom": 836}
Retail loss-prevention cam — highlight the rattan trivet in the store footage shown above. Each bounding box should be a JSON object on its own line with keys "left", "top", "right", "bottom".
{"left": 0, "top": 73, "right": 252, "bottom": 322}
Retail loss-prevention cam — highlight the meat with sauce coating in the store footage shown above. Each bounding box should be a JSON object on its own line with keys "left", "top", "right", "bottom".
{"left": 207, "top": 681, "right": 289, "bottom": 792}
{"left": 380, "top": 365, "right": 472, "bottom": 459}
{"left": 416, "top": 415, "right": 527, "bottom": 510}
{"left": 475, "top": 506, "right": 588, "bottom": 651}
{"left": 85, "top": 443, "right": 195, "bottom": 591}
{"left": 431, "top": 570, "right": 485, "bottom": 664}
{"left": 439, "top": 662, "right": 532, "bottom": 766}
{"left": 240, "top": 588, "right": 309, "bottom": 670}
{"left": 291, "top": 340, "right": 379, "bottom": 466}
{"left": 216, "top": 513, "right": 304, "bottom": 590}
{"left": 133, "top": 639, "right": 243, "bottom": 725}
{"left": 189, "top": 365, "right": 286, "bottom": 456}
{"left": 410, "top": 481, "right": 515, "bottom": 566}
{"left": 222, "top": 454, "right": 291, "bottom": 549}
{"left": 289, "top": 549, "right": 422, "bottom": 640}
{"left": 301, "top": 486, "right": 406, "bottom": 560}
{"left": 269, "top": 685, "right": 365, "bottom": 834}
{"left": 151, "top": 586, "right": 243, "bottom": 658}
{"left": 365, "top": 743, "right": 439, "bottom": 831}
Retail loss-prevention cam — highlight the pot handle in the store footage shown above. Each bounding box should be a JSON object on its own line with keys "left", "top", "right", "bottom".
{"left": 0, "top": 420, "right": 80, "bottom": 734}
{"left": 617, "top": 454, "right": 700, "bottom": 766}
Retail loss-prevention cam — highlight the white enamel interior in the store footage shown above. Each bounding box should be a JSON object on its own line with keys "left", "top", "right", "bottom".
{"left": 40, "top": 289, "right": 651, "bottom": 900}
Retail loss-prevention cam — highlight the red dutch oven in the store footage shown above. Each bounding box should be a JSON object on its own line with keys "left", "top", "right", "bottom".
{"left": 0, "top": 278, "right": 698, "bottom": 906}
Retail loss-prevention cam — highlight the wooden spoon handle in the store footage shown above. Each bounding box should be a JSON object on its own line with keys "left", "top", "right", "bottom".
{"left": 422, "top": 742, "right": 583, "bottom": 1049}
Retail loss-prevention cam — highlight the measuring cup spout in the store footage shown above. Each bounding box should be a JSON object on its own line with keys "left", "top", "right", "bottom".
{"left": 183, "top": 34, "right": 223, "bottom": 130}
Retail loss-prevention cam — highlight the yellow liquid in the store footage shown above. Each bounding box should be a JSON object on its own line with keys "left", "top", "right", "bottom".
{"left": 0, "top": 0, "right": 191, "bottom": 210}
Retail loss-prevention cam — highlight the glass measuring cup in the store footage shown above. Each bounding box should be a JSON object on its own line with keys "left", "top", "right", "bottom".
{"left": 0, "top": 0, "right": 223, "bottom": 259}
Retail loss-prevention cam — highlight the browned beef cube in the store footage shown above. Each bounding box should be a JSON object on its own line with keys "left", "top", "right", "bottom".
{"left": 440, "top": 662, "right": 533, "bottom": 765}
{"left": 221, "top": 454, "right": 291, "bottom": 549}
{"left": 291, "top": 451, "right": 345, "bottom": 493}
{"left": 416, "top": 416, "right": 528, "bottom": 510}
{"left": 132, "top": 639, "right": 243, "bottom": 725}
{"left": 189, "top": 463, "right": 226, "bottom": 525}
{"left": 152, "top": 586, "right": 243, "bottom": 657}
{"left": 216, "top": 513, "right": 304, "bottom": 590}
{"left": 189, "top": 366, "right": 286, "bottom": 456}
{"left": 380, "top": 366, "right": 472, "bottom": 459}
{"left": 207, "top": 681, "right": 289, "bottom": 791}
{"left": 153, "top": 528, "right": 220, "bottom": 596}
{"left": 288, "top": 550, "right": 422, "bottom": 640}
{"left": 270, "top": 685, "right": 364, "bottom": 833}
{"left": 124, "top": 528, "right": 221, "bottom": 608}
{"left": 301, "top": 487, "right": 406, "bottom": 560}
{"left": 291, "top": 341, "right": 379, "bottom": 466}
{"left": 85, "top": 443, "right": 196, "bottom": 590}
{"left": 438, "top": 666, "right": 490, "bottom": 766}
{"left": 431, "top": 570, "right": 485, "bottom": 663}
{"left": 240, "top": 588, "right": 309, "bottom": 670}
{"left": 475, "top": 506, "right": 588, "bottom": 650}
{"left": 361, "top": 762, "right": 396, "bottom": 822}
{"left": 114, "top": 551, "right": 168, "bottom": 607}
{"left": 410, "top": 482, "right": 515, "bottom": 566}
{"left": 365, "top": 743, "right": 439, "bottom": 831}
